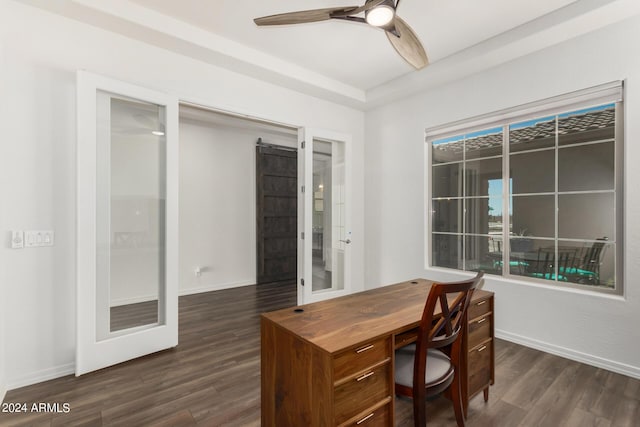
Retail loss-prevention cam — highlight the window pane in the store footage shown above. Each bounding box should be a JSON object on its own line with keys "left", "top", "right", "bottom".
{"left": 558, "top": 193, "right": 614, "bottom": 240}
{"left": 432, "top": 163, "right": 462, "bottom": 198}
{"left": 510, "top": 115, "right": 556, "bottom": 153}
{"left": 558, "top": 105, "right": 615, "bottom": 146}
{"left": 433, "top": 234, "right": 462, "bottom": 269}
{"left": 465, "top": 127, "right": 503, "bottom": 160}
{"left": 429, "top": 100, "right": 620, "bottom": 293}
{"left": 465, "top": 157, "right": 502, "bottom": 197}
{"left": 558, "top": 240, "right": 615, "bottom": 289}
{"left": 511, "top": 195, "right": 554, "bottom": 238}
{"left": 432, "top": 199, "right": 461, "bottom": 233}
{"left": 466, "top": 197, "right": 502, "bottom": 235}
{"left": 432, "top": 135, "right": 463, "bottom": 164}
{"left": 509, "top": 239, "right": 559, "bottom": 281}
{"left": 465, "top": 235, "right": 502, "bottom": 275}
{"left": 510, "top": 150, "right": 555, "bottom": 194}
{"left": 558, "top": 142, "right": 614, "bottom": 192}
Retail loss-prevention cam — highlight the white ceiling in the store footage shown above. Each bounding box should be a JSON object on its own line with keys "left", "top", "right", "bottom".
{"left": 128, "top": 0, "right": 578, "bottom": 90}
{"left": 19, "top": 0, "right": 640, "bottom": 109}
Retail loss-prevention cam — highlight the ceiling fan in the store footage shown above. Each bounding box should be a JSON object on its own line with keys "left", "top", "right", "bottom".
{"left": 254, "top": 0, "right": 428, "bottom": 70}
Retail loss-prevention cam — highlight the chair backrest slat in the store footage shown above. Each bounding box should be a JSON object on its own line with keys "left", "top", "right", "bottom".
{"left": 412, "top": 272, "right": 484, "bottom": 393}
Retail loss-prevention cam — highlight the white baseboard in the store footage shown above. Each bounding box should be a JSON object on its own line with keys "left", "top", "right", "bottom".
{"left": 7, "top": 363, "right": 75, "bottom": 392}
{"left": 110, "top": 280, "right": 256, "bottom": 306}
{"left": 179, "top": 279, "right": 254, "bottom": 296}
{"left": 496, "top": 329, "right": 640, "bottom": 380}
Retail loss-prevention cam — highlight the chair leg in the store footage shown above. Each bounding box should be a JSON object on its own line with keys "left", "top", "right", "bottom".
{"left": 463, "top": 388, "right": 469, "bottom": 418}
{"left": 413, "top": 388, "right": 426, "bottom": 427}
{"left": 451, "top": 370, "right": 466, "bottom": 427}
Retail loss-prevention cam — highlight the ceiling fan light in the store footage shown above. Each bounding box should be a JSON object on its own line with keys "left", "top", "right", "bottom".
{"left": 365, "top": 5, "right": 395, "bottom": 27}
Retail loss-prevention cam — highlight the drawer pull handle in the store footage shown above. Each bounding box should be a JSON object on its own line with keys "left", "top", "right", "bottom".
{"left": 477, "top": 318, "right": 487, "bottom": 324}
{"left": 477, "top": 345, "right": 487, "bottom": 352}
{"left": 476, "top": 300, "right": 487, "bottom": 306}
{"left": 356, "top": 371, "right": 374, "bottom": 382}
{"left": 356, "top": 344, "right": 374, "bottom": 354}
{"left": 356, "top": 413, "right": 375, "bottom": 424}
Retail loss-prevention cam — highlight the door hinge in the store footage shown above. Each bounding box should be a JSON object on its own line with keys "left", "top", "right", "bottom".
{"left": 301, "top": 185, "right": 305, "bottom": 193}
{"left": 301, "top": 278, "right": 305, "bottom": 286}
{"left": 301, "top": 232, "right": 305, "bottom": 239}
{"left": 301, "top": 141, "right": 305, "bottom": 149}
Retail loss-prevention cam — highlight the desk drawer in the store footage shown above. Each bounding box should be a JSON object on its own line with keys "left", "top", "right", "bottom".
{"left": 338, "top": 402, "right": 391, "bottom": 427}
{"left": 334, "top": 363, "right": 390, "bottom": 424}
{"left": 334, "top": 337, "right": 390, "bottom": 380}
{"left": 468, "top": 314, "right": 491, "bottom": 349}
{"left": 468, "top": 297, "right": 491, "bottom": 320}
{"left": 468, "top": 341, "right": 492, "bottom": 396}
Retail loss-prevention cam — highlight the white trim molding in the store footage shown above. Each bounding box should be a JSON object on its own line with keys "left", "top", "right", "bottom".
{"left": 496, "top": 329, "right": 640, "bottom": 380}
{"left": 7, "top": 363, "right": 75, "bottom": 392}
{"left": 179, "top": 280, "right": 255, "bottom": 297}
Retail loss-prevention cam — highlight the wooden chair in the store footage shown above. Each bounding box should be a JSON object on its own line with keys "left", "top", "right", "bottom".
{"left": 395, "top": 272, "right": 484, "bottom": 427}
{"left": 529, "top": 246, "right": 577, "bottom": 281}
{"left": 562, "top": 237, "right": 608, "bottom": 285}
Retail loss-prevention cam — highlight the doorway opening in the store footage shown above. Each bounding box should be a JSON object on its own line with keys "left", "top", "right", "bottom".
{"left": 178, "top": 104, "right": 298, "bottom": 294}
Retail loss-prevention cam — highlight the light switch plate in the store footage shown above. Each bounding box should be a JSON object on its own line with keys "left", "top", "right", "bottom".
{"left": 11, "top": 230, "right": 24, "bottom": 249}
{"left": 24, "top": 230, "right": 54, "bottom": 247}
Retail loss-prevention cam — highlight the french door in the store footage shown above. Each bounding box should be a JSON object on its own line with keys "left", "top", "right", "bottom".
{"left": 298, "top": 128, "right": 352, "bottom": 304}
{"left": 76, "top": 71, "right": 179, "bottom": 375}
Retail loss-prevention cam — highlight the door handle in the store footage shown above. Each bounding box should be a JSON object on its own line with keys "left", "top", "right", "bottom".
{"left": 339, "top": 239, "right": 351, "bottom": 244}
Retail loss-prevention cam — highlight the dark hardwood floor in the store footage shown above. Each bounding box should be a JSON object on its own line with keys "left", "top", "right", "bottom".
{"left": 2, "top": 282, "right": 639, "bottom": 426}
{"left": 110, "top": 301, "right": 159, "bottom": 332}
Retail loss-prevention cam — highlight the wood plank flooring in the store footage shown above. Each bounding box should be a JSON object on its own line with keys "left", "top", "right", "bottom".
{"left": 2, "top": 282, "right": 639, "bottom": 426}
{"left": 110, "top": 301, "right": 159, "bottom": 332}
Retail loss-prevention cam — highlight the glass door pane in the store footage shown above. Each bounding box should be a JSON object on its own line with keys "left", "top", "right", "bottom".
{"left": 311, "top": 138, "right": 346, "bottom": 292}
{"left": 96, "top": 93, "right": 167, "bottom": 338}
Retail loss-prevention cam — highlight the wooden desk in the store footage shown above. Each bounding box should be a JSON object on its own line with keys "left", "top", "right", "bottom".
{"left": 261, "top": 278, "right": 494, "bottom": 426}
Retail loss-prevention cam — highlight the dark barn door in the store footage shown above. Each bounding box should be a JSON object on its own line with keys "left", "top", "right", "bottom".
{"left": 256, "top": 145, "right": 298, "bottom": 285}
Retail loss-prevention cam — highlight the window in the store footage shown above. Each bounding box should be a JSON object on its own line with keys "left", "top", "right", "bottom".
{"left": 427, "top": 82, "right": 623, "bottom": 294}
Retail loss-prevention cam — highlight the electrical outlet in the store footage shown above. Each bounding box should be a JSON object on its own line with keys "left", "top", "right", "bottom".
{"left": 11, "top": 230, "right": 24, "bottom": 249}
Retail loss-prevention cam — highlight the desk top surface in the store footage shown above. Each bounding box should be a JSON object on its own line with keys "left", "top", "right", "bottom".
{"left": 262, "top": 278, "right": 493, "bottom": 354}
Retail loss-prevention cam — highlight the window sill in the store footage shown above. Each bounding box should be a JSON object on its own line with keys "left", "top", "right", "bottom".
{"left": 424, "top": 266, "right": 626, "bottom": 301}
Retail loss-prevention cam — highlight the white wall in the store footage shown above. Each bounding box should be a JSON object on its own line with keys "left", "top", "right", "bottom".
{"left": 365, "top": 15, "right": 640, "bottom": 378}
{"left": 0, "top": 256, "right": 5, "bottom": 402}
{"left": 0, "top": 28, "right": 6, "bottom": 405}
{"left": 179, "top": 118, "right": 296, "bottom": 294}
{"left": 0, "top": 0, "right": 364, "bottom": 389}
{"left": 0, "top": 286, "right": 5, "bottom": 402}
{"left": 0, "top": 266, "right": 5, "bottom": 402}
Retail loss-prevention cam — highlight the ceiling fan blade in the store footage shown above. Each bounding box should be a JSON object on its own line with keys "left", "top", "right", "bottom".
{"left": 330, "top": 0, "right": 387, "bottom": 17}
{"left": 254, "top": 7, "right": 358, "bottom": 26}
{"left": 385, "top": 16, "right": 428, "bottom": 69}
